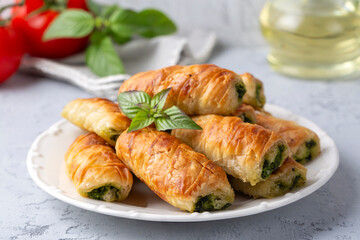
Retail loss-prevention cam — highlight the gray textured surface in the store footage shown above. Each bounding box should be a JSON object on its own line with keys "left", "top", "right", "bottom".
{"left": 1, "top": 0, "right": 267, "bottom": 47}
{"left": 1, "top": 46, "right": 360, "bottom": 240}
{"left": 102, "top": 0, "right": 267, "bottom": 46}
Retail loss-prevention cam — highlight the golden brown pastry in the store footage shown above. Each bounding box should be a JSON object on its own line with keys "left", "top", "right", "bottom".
{"left": 241, "top": 73, "right": 266, "bottom": 109}
{"left": 233, "top": 104, "right": 257, "bottom": 123}
{"left": 62, "top": 98, "right": 131, "bottom": 146}
{"left": 255, "top": 113, "right": 320, "bottom": 164}
{"left": 115, "top": 127, "right": 235, "bottom": 212}
{"left": 172, "top": 115, "right": 290, "bottom": 186}
{"left": 118, "top": 64, "right": 246, "bottom": 115}
{"left": 229, "top": 158, "right": 307, "bottom": 198}
{"left": 65, "top": 133, "right": 133, "bottom": 201}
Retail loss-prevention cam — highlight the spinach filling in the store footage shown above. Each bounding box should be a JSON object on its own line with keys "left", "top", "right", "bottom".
{"left": 110, "top": 133, "right": 120, "bottom": 142}
{"left": 276, "top": 174, "right": 303, "bottom": 191}
{"left": 87, "top": 185, "right": 120, "bottom": 201}
{"left": 240, "top": 113, "right": 255, "bottom": 123}
{"left": 261, "top": 145, "right": 285, "bottom": 179}
{"left": 295, "top": 139, "right": 317, "bottom": 164}
{"left": 290, "top": 175, "right": 303, "bottom": 190}
{"left": 276, "top": 182, "right": 287, "bottom": 191}
{"left": 255, "top": 84, "right": 263, "bottom": 104}
{"left": 235, "top": 83, "right": 246, "bottom": 100}
{"left": 194, "top": 194, "right": 231, "bottom": 212}
{"left": 103, "top": 128, "right": 120, "bottom": 143}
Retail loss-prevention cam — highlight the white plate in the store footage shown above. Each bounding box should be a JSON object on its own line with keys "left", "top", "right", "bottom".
{"left": 27, "top": 104, "right": 339, "bottom": 222}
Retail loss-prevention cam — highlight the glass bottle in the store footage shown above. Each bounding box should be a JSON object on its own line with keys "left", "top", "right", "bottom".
{"left": 260, "top": 0, "right": 360, "bottom": 80}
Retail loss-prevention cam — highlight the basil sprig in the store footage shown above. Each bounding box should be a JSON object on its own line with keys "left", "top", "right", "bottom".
{"left": 118, "top": 88, "right": 202, "bottom": 133}
{"left": 43, "top": 0, "right": 177, "bottom": 77}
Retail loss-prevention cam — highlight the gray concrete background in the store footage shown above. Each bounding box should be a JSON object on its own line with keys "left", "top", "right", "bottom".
{"left": 1, "top": 0, "right": 360, "bottom": 239}
{"left": 1, "top": 46, "right": 360, "bottom": 239}
{"left": 99, "top": 0, "right": 267, "bottom": 46}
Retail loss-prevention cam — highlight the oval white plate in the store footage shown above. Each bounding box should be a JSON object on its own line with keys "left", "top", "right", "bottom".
{"left": 27, "top": 104, "right": 339, "bottom": 222}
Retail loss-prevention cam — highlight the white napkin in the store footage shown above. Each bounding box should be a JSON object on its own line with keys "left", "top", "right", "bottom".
{"left": 20, "top": 29, "right": 216, "bottom": 100}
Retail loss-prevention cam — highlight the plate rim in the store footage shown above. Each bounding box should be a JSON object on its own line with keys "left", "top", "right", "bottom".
{"left": 26, "top": 104, "right": 339, "bottom": 222}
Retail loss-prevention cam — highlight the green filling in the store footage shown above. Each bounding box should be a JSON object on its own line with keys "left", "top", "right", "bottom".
{"left": 255, "top": 84, "right": 263, "bottom": 104}
{"left": 110, "top": 133, "right": 120, "bottom": 142}
{"left": 235, "top": 83, "right": 246, "bottom": 100}
{"left": 276, "top": 174, "right": 303, "bottom": 192}
{"left": 194, "top": 194, "right": 230, "bottom": 212}
{"left": 306, "top": 139, "right": 316, "bottom": 149}
{"left": 221, "top": 203, "right": 232, "bottom": 210}
{"left": 102, "top": 128, "right": 120, "bottom": 143}
{"left": 277, "top": 182, "right": 287, "bottom": 191}
{"left": 87, "top": 185, "right": 119, "bottom": 201}
{"left": 290, "top": 175, "right": 302, "bottom": 190}
{"left": 240, "top": 113, "right": 255, "bottom": 123}
{"left": 295, "top": 139, "right": 317, "bottom": 164}
{"left": 261, "top": 145, "right": 285, "bottom": 179}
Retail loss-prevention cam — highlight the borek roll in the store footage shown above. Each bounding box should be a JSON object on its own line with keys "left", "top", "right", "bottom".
{"left": 65, "top": 133, "right": 133, "bottom": 201}
{"left": 115, "top": 127, "right": 235, "bottom": 212}
{"left": 62, "top": 98, "right": 131, "bottom": 146}
{"left": 233, "top": 104, "right": 257, "bottom": 123}
{"left": 229, "top": 158, "right": 307, "bottom": 198}
{"left": 118, "top": 64, "right": 246, "bottom": 115}
{"left": 255, "top": 113, "right": 320, "bottom": 164}
{"left": 240, "top": 73, "right": 266, "bottom": 109}
{"left": 172, "top": 115, "right": 290, "bottom": 186}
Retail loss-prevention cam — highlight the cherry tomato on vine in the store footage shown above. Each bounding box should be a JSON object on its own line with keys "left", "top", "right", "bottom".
{"left": 11, "top": 0, "right": 89, "bottom": 59}
{"left": 0, "top": 24, "right": 25, "bottom": 83}
{"left": 12, "top": 0, "right": 43, "bottom": 17}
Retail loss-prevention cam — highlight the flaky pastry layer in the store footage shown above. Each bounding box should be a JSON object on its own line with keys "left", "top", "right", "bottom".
{"left": 240, "top": 73, "right": 266, "bottom": 109}
{"left": 65, "top": 133, "right": 133, "bottom": 201}
{"left": 229, "top": 158, "right": 307, "bottom": 198}
{"left": 115, "top": 127, "right": 234, "bottom": 212}
{"left": 118, "top": 64, "right": 246, "bottom": 115}
{"left": 62, "top": 98, "right": 131, "bottom": 146}
{"left": 255, "top": 113, "right": 320, "bottom": 164}
{"left": 172, "top": 115, "right": 290, "bottom": 186}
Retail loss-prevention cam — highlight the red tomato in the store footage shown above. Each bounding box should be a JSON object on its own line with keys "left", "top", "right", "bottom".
{"left": 11, "top": 0, "right": 89, "bottom": 59}
{"left": 12, "top": 0, "right": 88, "bottom": 17}
{"left": 67, "top": 0, "right": 88, "bottom": 10}
{"left": 12, "top": 10, "right": 88, "bottom": 58}
{"left": 0, "top": 25, "right": 24, "bottom": 83}
{"left": 12, "top": 0, "right": 43, "bottom": 17}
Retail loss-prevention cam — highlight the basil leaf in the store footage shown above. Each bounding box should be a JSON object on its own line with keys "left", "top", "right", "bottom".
{"left": 134, "top": 9, "right": 177, "bottom": 38}
{"left": 43, "top": 10, "right": 94, "bottom": 41}
{"left": 110, "top": 23, "right": 133, "bottom": 39}
{"left": 155, "top": 106, "right": 202, "bottom": 131}
{"left": 112, "top": 35, "right": 131, "bottom": 45}
{"left": 109, "top": 8, "right": 137, "bottom": 23}
{"left": 127, "top": 110, "right": 154, "bottom": 133}
{"left": 86, "top": 0, "right": 102, "bottom": 16}
{"left": 101, "top": 5, "right": 119, "bottom": 18}
{"left": 151, "top": 88, "right": 171, "bottom": 111}
{"left": 85, "top": 34, "right": 125, "bottom": 77}
{"left": 118, "top": 90, "right": 151, "bottom": 119}
{"left": 118, "top": 90, "right": 199, "bottom": 132}
{"left": 108, "top": 9, "right": 137, "bottom": 44}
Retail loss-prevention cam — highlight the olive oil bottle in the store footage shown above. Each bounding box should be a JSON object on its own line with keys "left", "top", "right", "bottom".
{"left": 260, "top": 0, "right": 360, "bottom": 79}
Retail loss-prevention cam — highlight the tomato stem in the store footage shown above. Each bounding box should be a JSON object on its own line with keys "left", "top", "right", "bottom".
{"left": 0, "top": 0, "right": 25, "bottom": 15}
{"left": 0, "top": 0, "right": 25, "bottom": 26}
{"left": 26, "top": 0, "right": 68, "bottom": 18}
{"left": 94, "top": 17, "right": 110, "bottom": 31}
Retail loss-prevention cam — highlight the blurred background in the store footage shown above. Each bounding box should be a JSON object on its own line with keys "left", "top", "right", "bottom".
{"left": 1, "top": 0, "right": 360, "bottom": 240}
{"left": 1, "top": 0, "right": 267, "bottom": 46}
{"left": 96, "top": 0, "right": 267, "bottom": 46}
